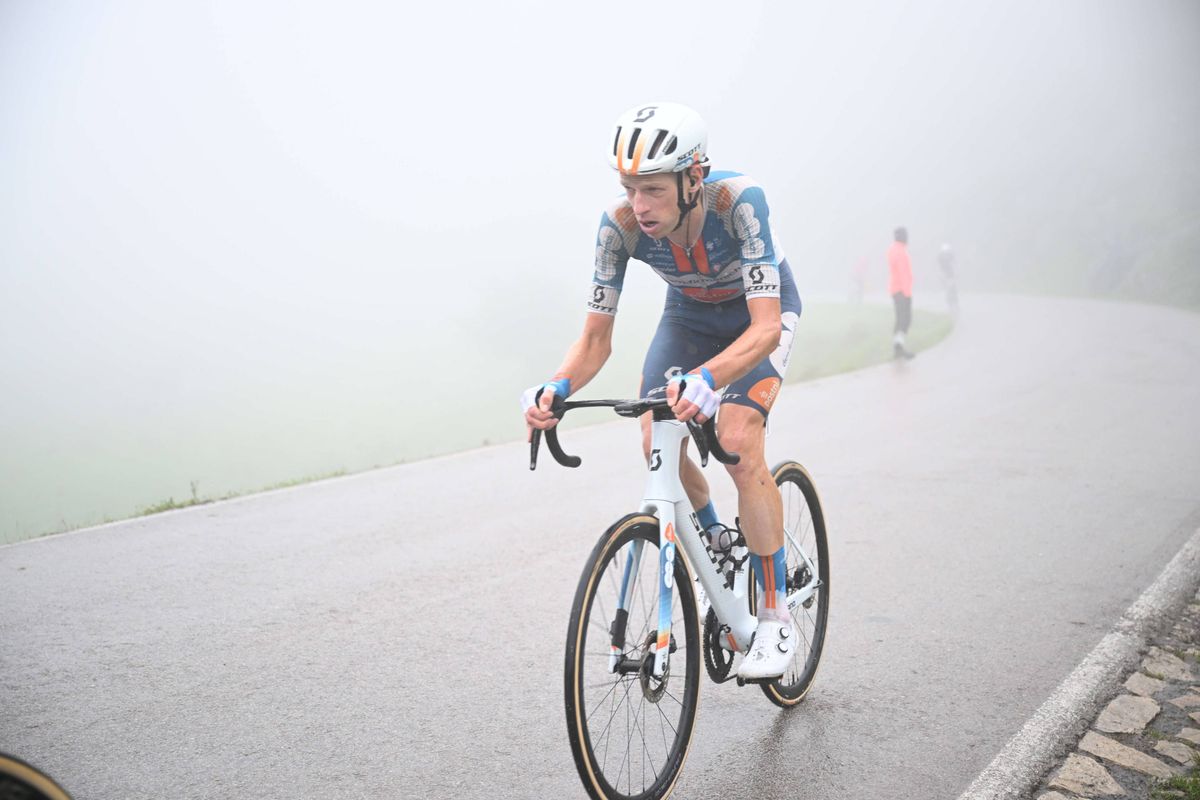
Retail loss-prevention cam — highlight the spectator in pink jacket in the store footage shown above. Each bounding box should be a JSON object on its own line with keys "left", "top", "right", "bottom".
{"left": 888, "top": 226, "right": 915, "bottom": 359}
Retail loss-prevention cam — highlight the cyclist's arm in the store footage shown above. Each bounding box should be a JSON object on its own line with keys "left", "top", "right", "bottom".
{"left": 702, "top": 181, "right": 782, "bottom": 386}
{"left": 525, "top": 312, "right": 614, "bottom": 432}
{"left": 667, "top": 296, "right": 779, "bottom": 423}
{"left": 553, "top": 312, "right": 615, "bottom": 392}
{"left": 697, "top": 296, "right": 781, "bottom": 388}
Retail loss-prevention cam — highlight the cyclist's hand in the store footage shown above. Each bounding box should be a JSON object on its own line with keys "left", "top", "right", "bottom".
{"left": 521, "top": 378, "right": 570, "bottom": 439}
{"left": 667, "top": 369, "right": 719, "bottom": 423}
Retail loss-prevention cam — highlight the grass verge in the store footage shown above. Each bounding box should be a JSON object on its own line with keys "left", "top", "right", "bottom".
{"left": 67, "top": 302, "right": 953, "bottom": 532}
{"left": 787, "top": 302, "right": 954, "bottom": 383}
{"left": 131, "top": 303, "right": 952, "bottom": 517}
{"left": 135, "top": 470, "right": 348, "bottom": 519}
{"left": 1152, "top": 764, "right": 1200, "bottom": 800}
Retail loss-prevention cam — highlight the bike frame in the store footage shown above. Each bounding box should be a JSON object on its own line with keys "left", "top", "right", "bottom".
{"left": 537, "top": 396, "right": 824, "bottom": 683}
{"left": 612, "top": 417, "right": 758, "bottom": 678}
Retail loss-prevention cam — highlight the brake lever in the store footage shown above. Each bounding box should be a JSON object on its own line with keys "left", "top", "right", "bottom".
{"left": 529, "top": 428, "right": 541, "bottom": 471}
{"left": 529, "top": 391, "right": 579, "bottom": 470}
{"left": 687, "top": 419, "right": 711, "bottom": 467}
{"left": 702, "top": 417, "right": 740, "bottom": 465}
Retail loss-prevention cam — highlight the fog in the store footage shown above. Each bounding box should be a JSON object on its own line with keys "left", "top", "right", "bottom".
{"left": 2, "top": 0, "right": 1197, "bottom": 541}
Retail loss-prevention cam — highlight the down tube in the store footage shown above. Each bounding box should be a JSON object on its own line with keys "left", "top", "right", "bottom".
{"left": 654, "top": 508, "right": 679, "bottom": 679}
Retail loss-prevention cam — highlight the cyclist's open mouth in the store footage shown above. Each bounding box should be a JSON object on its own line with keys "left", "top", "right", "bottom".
{"left": 638, "top": 219, "right": 659, "bottom": 235}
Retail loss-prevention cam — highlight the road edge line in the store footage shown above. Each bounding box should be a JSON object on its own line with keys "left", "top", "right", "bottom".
{"left": 957, "top": 524, "right": 1200, "bottom": 799}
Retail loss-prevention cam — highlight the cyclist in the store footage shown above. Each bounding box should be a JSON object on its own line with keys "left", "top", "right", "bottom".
{"left": 522, "top": 102, "right": 802, "bottom": 680}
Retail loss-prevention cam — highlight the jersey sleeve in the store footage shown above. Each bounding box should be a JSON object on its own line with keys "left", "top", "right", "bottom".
{"left": 730, "top": 185, "right": 782, "bottom": 300}
{"left": 589, "top": 209, "right": 631, "bottom": 315}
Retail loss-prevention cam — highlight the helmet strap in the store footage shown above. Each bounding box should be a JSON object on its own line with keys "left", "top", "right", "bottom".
{"left": 671, "top": 171, "right": 701, "bottom": 233}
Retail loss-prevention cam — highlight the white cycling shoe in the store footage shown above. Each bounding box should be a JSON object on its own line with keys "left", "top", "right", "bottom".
{"left": 736, "top": 620, "right": 794, "bottom": 681}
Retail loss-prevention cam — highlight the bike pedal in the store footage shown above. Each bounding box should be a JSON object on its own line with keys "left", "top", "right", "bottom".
{"left": 736, "top": 676, "right": 777, "bottom": 686}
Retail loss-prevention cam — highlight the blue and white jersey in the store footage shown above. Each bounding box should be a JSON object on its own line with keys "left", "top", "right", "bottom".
{"left": 588, "top": 171, "right": 796, "bottom": 316}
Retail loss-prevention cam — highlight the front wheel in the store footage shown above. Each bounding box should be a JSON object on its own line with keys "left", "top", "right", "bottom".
{"left": 761, "top": 461, "right": 830, "bottom": 707}
{"left": 564, "top": 513, "right": 701, "bottom": 800}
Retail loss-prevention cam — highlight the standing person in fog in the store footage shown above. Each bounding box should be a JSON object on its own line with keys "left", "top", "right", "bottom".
{"left": 889, "top": 226, "right": 915, "bottom": 359}
{"left": 521, "top": 102, "right": 803, "bottom": 680}
{"left": 939, "top": 242, "right": 959, "bottom": 316}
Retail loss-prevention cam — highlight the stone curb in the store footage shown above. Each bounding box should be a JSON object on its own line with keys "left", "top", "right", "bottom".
{"left": 1031, "top": 591, "right": 1200, "bottom": 799}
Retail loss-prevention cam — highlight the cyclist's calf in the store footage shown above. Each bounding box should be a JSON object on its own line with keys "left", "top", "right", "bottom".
{"left": 712, "top": 405, "right": 783, "bottom": 553}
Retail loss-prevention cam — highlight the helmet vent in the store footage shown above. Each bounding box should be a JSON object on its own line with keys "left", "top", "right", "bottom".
{"left": 626, "top": 127, "right": 642, "bottom": 159}
{"left": 612, "top": 127, "right": 622, "bottom": 157}
{"left": 663, "top": 136, "right": 678, "bottom": 156}
{"left": 646, "top": 129, "right": 668, "bottom": 160}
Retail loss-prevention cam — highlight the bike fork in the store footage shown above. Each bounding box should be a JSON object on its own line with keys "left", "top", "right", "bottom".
{"left": 606, "top": 518, "right": 677, "bottom": 680}
{"left": 653, "top": 516, "right": 679, "bottom": 679}
{"left": 608, "top": 539, "right": 644, "bottom": 673}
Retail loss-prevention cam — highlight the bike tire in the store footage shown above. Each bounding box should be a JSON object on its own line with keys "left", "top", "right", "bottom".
{"left": 0, "top": 753, "right": 73, "bottom": 800}
{"left": 564, "top": 513, "right": 701, "bottom": 800}
{"left": 760, "top": 461, "right": 830, "bottom": 707}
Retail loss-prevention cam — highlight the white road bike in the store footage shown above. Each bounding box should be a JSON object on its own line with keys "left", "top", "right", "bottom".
{"left": 530, "top": 394, "right": 830, "bottom": 800}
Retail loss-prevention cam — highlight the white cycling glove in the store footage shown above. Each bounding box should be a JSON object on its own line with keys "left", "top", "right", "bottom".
{"left": 521, "top": 377, "right": 571, "bottom": 413}
{"left": 669, "top": 368, "right": 720, "bottom": 419}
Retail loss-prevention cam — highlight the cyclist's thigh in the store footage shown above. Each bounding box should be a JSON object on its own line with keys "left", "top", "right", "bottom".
{"left": 640, "top": 316, "right": 728, "bottom": 400}
{"left": 722, "top": 309, "right": 799, "bottom": 417}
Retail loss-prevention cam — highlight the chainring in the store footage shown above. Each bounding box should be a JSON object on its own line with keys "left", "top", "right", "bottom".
{"left": 703, "top": 607, "right": 735, "bottom": 683}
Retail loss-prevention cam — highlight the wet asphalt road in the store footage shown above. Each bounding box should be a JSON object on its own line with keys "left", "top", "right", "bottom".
{"left": 2, "top": 294, "right": 1200, "bottom": 799}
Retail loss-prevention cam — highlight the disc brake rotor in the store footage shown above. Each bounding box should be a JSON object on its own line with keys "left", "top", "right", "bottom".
{"left": 639, "top": 631, "right": 669, "bottom": 703}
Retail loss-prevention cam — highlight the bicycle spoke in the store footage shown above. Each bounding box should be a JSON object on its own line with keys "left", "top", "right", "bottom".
{"left": 658, "top": 700, "right": 671, "bottom": 770}
{"left": 584, "top": 674, "right": 628, "bottom": 718}
{"left": 629, "top": 692, "right": 651, "bottom": 793}
{"left": 612, "top": 695, "right": 630, "bottom": 790}
{"left": 653, "top": 693, "right": 684, "bottom": 735}
{"left": 594, "top": 673, "right": 637, "bottom": 742}
{"left": 589, "top": 668, "right": 639, "bottom": 735}
{"left": 643, "top": 695, "right": 664, "bottom": 793}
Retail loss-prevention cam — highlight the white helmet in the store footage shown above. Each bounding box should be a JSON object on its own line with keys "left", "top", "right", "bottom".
{"left": 609, "top": 102, "right": 708, "bottom": 176}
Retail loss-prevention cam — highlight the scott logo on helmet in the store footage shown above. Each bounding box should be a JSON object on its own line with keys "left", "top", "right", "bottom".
{"left": 672, "top": 144, "right": 702, "bottom": 170}
{"left": 634, "top": 106, "right": 656, "bottom": 123}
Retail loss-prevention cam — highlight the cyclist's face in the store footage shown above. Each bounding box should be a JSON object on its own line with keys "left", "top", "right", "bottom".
{"left": 620, "top": 174, "right": 679, "bottom": 238}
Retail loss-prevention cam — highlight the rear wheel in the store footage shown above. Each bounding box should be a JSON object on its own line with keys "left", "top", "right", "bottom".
{"left": 760, "top": 461, "right": 830, "bottom": 707}
{"left": 564, "top": 513, "right": 701, "bottom": 800}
